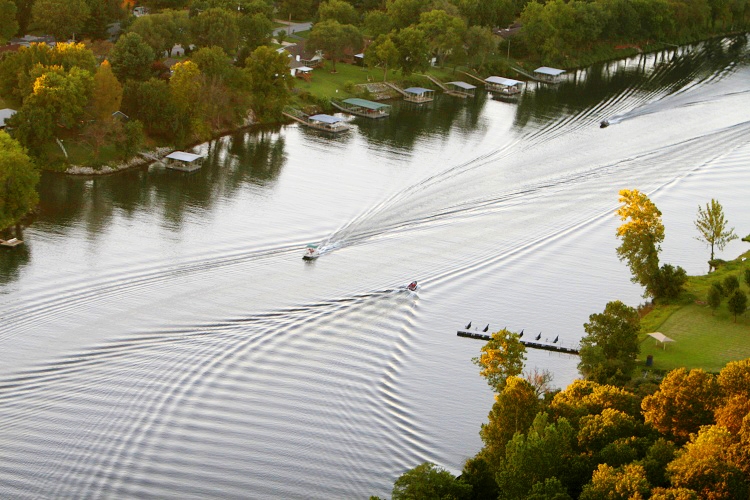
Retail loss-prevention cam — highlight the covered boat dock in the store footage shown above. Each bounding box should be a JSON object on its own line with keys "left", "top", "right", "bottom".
{"left": 446, "top": 81, "right": 477, "bottom": 98}
{"left": 331, "top": 98, "right": 391, "bottom": 118}
{"left": 306, "top": 114, "right": 351, "bottom": 133}
{"left": 164, "top": 151, "right": 205, "bottom": 172}
{"left": 485, "top": 76, "right": 524, "bottom": 95}
{"left": 534, "top": 66, "right": 566, "bottom": 84}
{"left": 403, "top": 87, "right": 434, "bottom": 103}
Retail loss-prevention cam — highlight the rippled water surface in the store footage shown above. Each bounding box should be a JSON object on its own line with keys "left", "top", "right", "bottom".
{"left": 1, "top": 37, "right": 749, "bottom": 498}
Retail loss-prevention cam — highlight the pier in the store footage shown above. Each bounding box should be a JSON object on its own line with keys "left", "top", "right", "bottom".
{"left": 457, "top": 329, "right": 580, "bottom": 355}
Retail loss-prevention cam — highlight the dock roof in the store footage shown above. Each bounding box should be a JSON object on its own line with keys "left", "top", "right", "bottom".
{"left": 166, "top": 151, "right": 204, "bottom": 162}
{"left": 447, "top": 81, "right": 476, "bottom": 90}
{"left": 342, "top": 98, "right": 390, "bottom": 110}
{"left": 309, "top": 114, "right": 345, "bottom": 124}
{"left": 534, "top": 66, "right": 566, "bottom": 76}
{"left": 485, "top": 76, "right": 523, "bottom": 86}
{"left": 404, "top": 87, "right": 433, "bottom": 95}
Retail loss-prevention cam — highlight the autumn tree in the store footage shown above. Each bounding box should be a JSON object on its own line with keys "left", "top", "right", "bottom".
{"left": 642, "top": 368, "right": 721, "bottom": 444}
{"left": 244, "top": 46, "right": 294, "bottom": 123}
{"left": 391, "top": 462, "right": 471, "bottom": 500}
{"left": 307, "top": 19, "right": 363, "bottom": 73}
{"left": 615, "top": 189, "right": 664, "bottom": 297}
{"left": 109, "top": 32, "right": 155, "bottom": 82}
{"left": 169, "top": 60, "right": 207, "bottom": 142}
{"left": 31, "top": 0, "right": 90, "bottom": 42}
{"left": 550, "top": 379, "right": 641, "bottom": 425}
{"left": 0, "top": 0, "right": 18, "bottom": 43}
{"left": 90, "top": 60, "right": 122, "bottom": 120}
{"left": 473, "top": 328, "right": 526, "bottom": 392}
{"left": 578, "top": 300, "right": 641, "bottom": 385}
{"left": 0, "top": 131, "right": 39, "bottom": 231}
{"left": 579, "top": 463, "right": 650, "bottom": 500}
{"left": 695, "top": 199, "right": 737, "bottom": 267}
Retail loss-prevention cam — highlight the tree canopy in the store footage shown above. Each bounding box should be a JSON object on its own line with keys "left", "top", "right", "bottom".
{"left": 473, "top": 328, "right": 526, "bottom": 392}
{"left": 695, "top": 199, "right": 738, "bottom": 265}
{"left": 31, "top": 0, "right": 90, "bottom": 42}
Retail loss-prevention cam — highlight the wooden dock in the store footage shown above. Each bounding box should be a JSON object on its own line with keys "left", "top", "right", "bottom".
{"left": 422, "top": 75, "right": 471, "bottom": 98}
{"left": 457, "top": 330, "right": 580, "bottom": 355}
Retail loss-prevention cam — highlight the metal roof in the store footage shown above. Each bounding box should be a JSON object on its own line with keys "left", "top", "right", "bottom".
{"left": 166, "top": 151, "right": 204, "bottom": 162}
{"left": 534, "top": 66, "right": 566, "bottom": 76}
{"left": 447, "top": 81, "right": 476, "bottom": 90}
{"left": 296, "top": 66, "right": 313, "bottom": 72}
{"left": 404, "top": 87, "right": 433, "bottom": 95}
{"left": 485, "top": 76, "right": 522, "bottom": 86}
{"left": 309, "top": 114, "right": 344, "bottom": 124}
{"left": 342, "top": 98, "right": 390, "bottom": 110}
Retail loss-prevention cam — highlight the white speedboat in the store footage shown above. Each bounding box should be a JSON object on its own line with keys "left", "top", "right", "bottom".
{"left": 302, "top": 244, "right": 320, "bottom": 260}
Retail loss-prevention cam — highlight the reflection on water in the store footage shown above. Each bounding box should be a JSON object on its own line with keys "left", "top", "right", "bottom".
{"left": 0, "top": 35, "right": 748, "bottom": 499}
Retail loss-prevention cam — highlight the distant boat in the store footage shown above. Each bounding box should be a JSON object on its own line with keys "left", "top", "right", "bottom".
{"left": 302, "top": 244, "right": 320, "bottom": 260}
{"left": 600, "top": 119, "right": 610, "bottom": 128}
{"left": 407, "top": 281, "right": 418, "bottom": 291}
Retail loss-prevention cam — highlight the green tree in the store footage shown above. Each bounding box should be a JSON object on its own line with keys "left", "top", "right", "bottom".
{"left": 307, "top": 19, "right": 363, "bottom": 73}
{"left": 277, "top": 0, "right": 314, "bottom": 19}
{"left": 472, "top": 328, "right": 526, "bottom": 392}
{"left": 116, "top": 119, "right": 145, "bottom": 158}
{"left": 578, "top": 300, "right": 641, "bottom": 385}
{"left": 191, "top": 7, "right": 240, "bottom": 54}
{"left": 391, "top": 462, "right": 471, "bottom": 500}
{"left": 0, "top": 0, "right": 18, "bottom": 43}
{"left": 723, "top": 275, "right": 739, "bottom": 295}
{"left": 727, "top": 290, "right": 747, "bottom": 322}
{"left": 652, "top": 263, "right": 688, "bottom": 301}
{"left": 695, "top": 199, "right": 737, "bottom": 265}
{"left": 386, "top": 0, "right": 427, "bottom": 29}
{"left": 239, "top": 13, "right": 274, "bottom": 52}
{"left": 525, "top": 477, "right": 573, "bottom": 500}
{"left": 393, "top": 25, "right": 429, "bottom": 76}
{"left": 121, "top": 78, "right": 178, "bottom": 139}
{"left": 579, "top": 463, "right": 650, "bottom": 500}
{"left": 365, "top": 34, "right": 399, "bottom": 81}
{"left": 90, "top": 60, "right": 123, "bottom": 121}
{"left": 244, "top": 45, "right": 294, "bottom": 123}
{"left": 667, "top": 425, "right": 749, "bottom": 500}
{"left": 109, "top": 32, "right": 155, "bottom": 82}
{"left": 577, "top": 408, "right": 638, "bottom": 454}
{"left": 31, "top": 0, "right": 90, "bottom": 42}
{"left": 0, "top": 130, "right": 39, "bottom": 231}
{"left": 318, "top": 0, "right": 358, "bottom": 25}
{"left": 128, "top": 10, "right": 190, "bottom": 58}
{"left": 642, "top": 368, "right": 721, "bottom": 444}
{"left": 362, "top": 10, "right": 393, "bottom": 38}
{"left": 464, "top": 25, "right": 496, "bottom": 70}
{"left": 745, "top": 268, "right": 750, "bottom": 287}
{"left": 417, "top": 9, "right": 466, "bottom": 67}
{"left": 707, "top": 285, "right": 722, "bottom": 314}
{"left": 615, "top": 189, "right": 664, "bottom": 298}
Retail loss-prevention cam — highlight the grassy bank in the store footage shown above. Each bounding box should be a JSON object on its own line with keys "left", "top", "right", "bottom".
{"left": 639, "top": 250, "right": 750, "bottom": 373}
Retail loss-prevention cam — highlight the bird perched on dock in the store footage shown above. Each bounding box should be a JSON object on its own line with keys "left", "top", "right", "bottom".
{"left": 553, "top": 335, "right": 559, "bottom": 343}
{"left": 535, "top": 332, "right": 542, "bottom": 340}
{"left": 465, "top": 321, "right": 472, "bottom": 329}
{"left": 519, "top": 329, "right": 524, "bottom": 338}
{"left": 483, "top": 324, "right": 489, "bottom": 332}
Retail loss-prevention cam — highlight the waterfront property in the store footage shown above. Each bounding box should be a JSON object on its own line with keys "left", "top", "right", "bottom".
{"left": 534, "top": 66, "right": 566, "bottom": 84}
{"left": 331, "top": 98, "right": 391, "bottom": 118}
{"left": 164, "top": 151, "right": 205, "bottom": 172}
{"left": 403, "top": 87, "right": 435, "bottom": 103}
{"left": 445, "top": 81, "right": 477, "bottom": 98}
{"left": 484, "top": 76, "right": 524, "bottom": 96}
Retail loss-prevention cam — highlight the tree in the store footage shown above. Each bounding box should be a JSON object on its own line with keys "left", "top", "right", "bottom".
{"left": 615, "top": 189, "right": 664, "bottom": 298}
{"left": 480, "top": 376, "right": 540, "bottom": 462}
{"left": 578, "top": 300, "right": 640, "bottom": 385}
{"left": 170, "top": 60, "right": 206, "bottom": 142}
{"left": 238, "top": 13, "right": 274, "bottom": 52}
{"left": 90, "top": 60, "right": 123, "bottom": 121}
{"left": 745, "top": 268, "right": 750, "bottom": 287}
{"left": 649, "top": 488, "right": 699, "bottom": 500}
{"left": 472, "top": 328, "right": 526, "bottom": 392}
{"left": 391, "top": 462, "right": 471, "bottom": 500}
{"left": 307, "top": 19, "right": 363, "bottom": 73}
{"left": 695, "top": 199, "right": 738, "bottom": 266}
{"left": 707, "top": 285, "right": 722, "bottom": 314}
{"left": 579, "top": 463, "right": 650, "bottom": 500}
{"left": 526, "top": 477, "right": 573, "bottom": 500}
{"left": 393, "top": 25, "right": 429, "bottom": 76}
{"left": 31, "top": 0, "right": 90, "bottom": 42}
{"left": 109, "top": 32, "right": 155, "bottom": 82}
{"left": 366, "top": 34, "right": 399, "bottom": 81}
{"left": 386, "top": 0, "right": 427, "bottom": 29}
{"left": 121, "top": 78, "right": 178, "bottom": 139}
{"left": 362, "top": 11, "right": 393, "bottom": 38}
{"left": 723, "top": 275, "right": 739, "bottom": 295}
{"left": 116, "top": 119, "right": 145, "bottom": 158}
{"left": 651, "top": 263, "right": 688, "bottom": 300}
{"left": 244, "top": 45, "right": 294, "bottom": 123}
{"left": 0, "top": 0, "right": 18, "bottom": 43}
{"left": 0, "top": 131, "right": 39, "bottom": 231}
{"left": 464, "top": 25, "right": 496, "bottom": 70}
{"left": 128, "top": 10, "right": 190, "bottom": 57}
{"left": 577, "top": 408, "right": 638, "bottom": 454}
{"left": 550, "top": 379, "right": 641, "bottom": 424}
{"left": 318, "top": 0, "right": 358, "bottom": 25}
{"left": 642, "top": 368, "right": 721, "bottom": 443}
{"left": 727, "top": 290, "right": 747, "bottom": 322}
{"left": 417, "top": 9, "right": 467, "bottom": 67}
{"left": 191, "top": 7, "right": 240, "bottom": 54}
{"left": 667, "top": 425, "right": 749, "bottom": 500}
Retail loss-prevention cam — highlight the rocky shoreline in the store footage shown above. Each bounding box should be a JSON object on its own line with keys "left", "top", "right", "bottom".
{"left": 64, "top": 146, "right": 174, "bottom": 175}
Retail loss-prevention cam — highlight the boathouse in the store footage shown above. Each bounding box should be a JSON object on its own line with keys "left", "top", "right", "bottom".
{"left": 403, "top": 87, "right": 434, "bottom": 103}
{"left": 332, "top": 98, "right": 391, "bottom": 118}
{"left": 485, "top": 76, "right": 524, "bottom": 95}
{"left": 307, "top": 114, "right": 350, "bottom": 133}
{"left": 446, "top": 81, "right": 477, "bottom": 98}
{"left": 164, "top": 151, "right": 205, "bottom": 172}
{"left": 533, "top": 67, "right": 566, "bottom": 84}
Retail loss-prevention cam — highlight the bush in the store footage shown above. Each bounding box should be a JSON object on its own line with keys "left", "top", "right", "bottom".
{"left": 712, "top": 281, "right": 725, "bottom": 297}
{"left": 652, "top": 264, "right": 687, "bottom": 301}
{"left": 724, "top": 275, "right": 740, "bottom": 295}
{"left": 707, "top": 286, "right": 722, "bottom": 314}
{"left": 745, "top": 268, "right": 750, "bottom": 287}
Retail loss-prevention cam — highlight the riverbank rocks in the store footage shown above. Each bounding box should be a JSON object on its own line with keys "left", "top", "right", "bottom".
{"left": 65, "top": 147, "right": 173, "bottom": 175}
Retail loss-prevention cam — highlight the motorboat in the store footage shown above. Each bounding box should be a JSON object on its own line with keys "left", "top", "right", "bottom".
{"left": 407, "top": 281, "right": 418, "bottom": 291}
{"left": 600, "top": 119, "right": 610, "bottom": 128}
{"left": 302, "top": 244, "right": 320, "bottom": 260}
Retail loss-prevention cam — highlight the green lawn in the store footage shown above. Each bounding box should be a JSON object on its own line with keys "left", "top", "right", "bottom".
{"left": 639, "top": 250, "right": 750, "bottom": 372}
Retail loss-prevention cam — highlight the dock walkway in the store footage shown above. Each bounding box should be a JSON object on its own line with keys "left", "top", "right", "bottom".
{"left": 457, "top": 330, "right": 580, "bottom": 355}
{"left": 422, "top": 75, "right": 469, "bottom": 98}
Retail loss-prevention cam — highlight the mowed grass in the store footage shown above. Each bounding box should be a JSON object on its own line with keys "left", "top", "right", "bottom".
{"left": 640, "top": 250, "right": 750, "bottom": 373}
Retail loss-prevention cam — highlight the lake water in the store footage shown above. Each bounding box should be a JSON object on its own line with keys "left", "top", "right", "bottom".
{"left": 1, "top": 36, "right": 749, "bottom": 498}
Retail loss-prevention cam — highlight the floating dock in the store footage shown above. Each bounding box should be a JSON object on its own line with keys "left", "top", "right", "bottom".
{"left": 283, "top": 110, "right": 351, "bottom": 133}
{"left": 457, "top": 330, "right": 580, "bottom": 355}
{"left": 331, "top": 98, "right": 391, "bottom": 118}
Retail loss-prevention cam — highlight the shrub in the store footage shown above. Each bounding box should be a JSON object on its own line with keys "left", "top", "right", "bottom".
{"left": 745, "top": 268, "right": 750, "bottom": 287}
{"left": 707, "top": 286, "right": 722, "bottom": 314}
{"left": 712, "top": 281, "right": 725, "bottom": 297}
{"left": 723, "top": 275, "right": 740, "bottom": 295}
